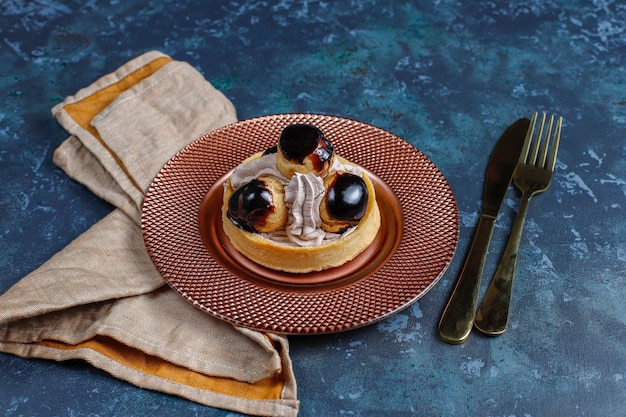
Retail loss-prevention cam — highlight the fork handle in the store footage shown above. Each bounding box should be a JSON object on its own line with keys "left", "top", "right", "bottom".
{"left": 439, "top": 214, "right": 496, "bottom": 344}
{"left": 474, "top": 192, "right": 532, "bottom": 336}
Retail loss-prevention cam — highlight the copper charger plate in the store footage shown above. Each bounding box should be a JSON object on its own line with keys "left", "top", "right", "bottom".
{"left": 142, "top": 114, "right": 459, "bottom": 334}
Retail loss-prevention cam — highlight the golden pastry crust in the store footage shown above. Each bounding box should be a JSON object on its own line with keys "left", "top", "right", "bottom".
{"left": 276, "top": 149, "right": 334, "bottom": 179}
{"left": 222, "top": 154, "right": 381, "bottom": 273}
{"left": 254, "top": 176, "right": 287, "bottom": 232}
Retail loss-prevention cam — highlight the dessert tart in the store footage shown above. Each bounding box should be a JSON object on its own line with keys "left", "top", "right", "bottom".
{"left": 221, "top": 123, "right": 381, "bottom": 273}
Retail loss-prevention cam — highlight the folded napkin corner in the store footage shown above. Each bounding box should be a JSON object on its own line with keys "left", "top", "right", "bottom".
{"left": 1, "top": 50, "right": 298, "bottom": 417}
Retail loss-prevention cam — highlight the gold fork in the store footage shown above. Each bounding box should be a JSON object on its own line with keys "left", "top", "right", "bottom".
{"left": 474, "top": 112, "right": 562, "bottom": 336}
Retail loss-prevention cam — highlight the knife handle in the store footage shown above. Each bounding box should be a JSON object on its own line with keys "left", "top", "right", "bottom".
{"left": 474, "top": 192, "right": 531, "bottom": 336}
{"left": 438, "top": 214, "right": 496, "bottom": 344}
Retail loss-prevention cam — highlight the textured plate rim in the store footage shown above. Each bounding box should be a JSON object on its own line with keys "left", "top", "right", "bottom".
{"left": 142, "top": 113, "right": 460, "bottom": 335}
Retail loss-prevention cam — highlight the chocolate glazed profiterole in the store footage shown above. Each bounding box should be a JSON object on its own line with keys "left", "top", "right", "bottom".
{"left": 222, "top": 123, "right": 381, "bottom": 273}
{"left": 276, "top": 124, "right": 334, "bottom": 178}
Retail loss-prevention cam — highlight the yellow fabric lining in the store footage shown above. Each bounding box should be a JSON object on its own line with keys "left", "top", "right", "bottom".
{"left": 63, "top": 56, "right": 172, "bottom": 195}
{"left": 53, "top": 55, "right": 287, "bottom": 401}
{"left": 38, "top": 337, "right": 284, "bottom": 400}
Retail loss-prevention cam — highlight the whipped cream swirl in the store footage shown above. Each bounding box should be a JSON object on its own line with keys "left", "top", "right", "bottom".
{"left": 228, "top": 153, "right": 286, "bottom": 189}
{"left": 284, "top": 172, "right": 326, "bottom": 246}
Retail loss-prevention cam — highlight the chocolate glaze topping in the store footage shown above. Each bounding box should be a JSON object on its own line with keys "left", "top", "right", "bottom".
{"left": 262, "top": 145, "right": 278, "bottom": 155}
{"left": 325, "top": 173, "right": 368, "bottom": 222}
{"left": 227, "top": 179, "right": 274, "bottom": 232}
{"left": 279, "top": 124, "right": 333, "bottom": 172}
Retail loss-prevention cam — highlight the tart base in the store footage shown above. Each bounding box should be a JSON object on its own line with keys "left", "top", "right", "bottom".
{"left": 222, "top": 169, "right": 381, "bottom": 273}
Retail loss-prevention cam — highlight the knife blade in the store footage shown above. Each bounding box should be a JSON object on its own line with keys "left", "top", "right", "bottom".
{"left": 438, "top": 117, "right": 530, "bottom": 344}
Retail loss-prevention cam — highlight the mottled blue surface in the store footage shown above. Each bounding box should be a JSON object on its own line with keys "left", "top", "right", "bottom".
{"left": 2, "top": 0, "right": 626, "bottom": 416}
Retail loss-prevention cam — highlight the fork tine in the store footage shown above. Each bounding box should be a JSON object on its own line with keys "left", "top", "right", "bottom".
{"left": 537, "top": 114, "right": 555, "bottom": 168}
{"left": 520, "top": 112, "right": 538, "bottom": 164}
{"left": 546, "top": 116, "right": 562, "bottom": 172}
{"left": 529, "top": 113, "right": 546, "bottom": 166}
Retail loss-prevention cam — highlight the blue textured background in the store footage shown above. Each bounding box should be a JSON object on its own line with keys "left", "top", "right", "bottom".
{"left": 2, "top": 1, "right": 625, "bottom": 416}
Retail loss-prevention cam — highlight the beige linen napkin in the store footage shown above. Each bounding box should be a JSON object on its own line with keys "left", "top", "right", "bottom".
{"left": 0, "top": 51, "right": 299, "bottom": 417}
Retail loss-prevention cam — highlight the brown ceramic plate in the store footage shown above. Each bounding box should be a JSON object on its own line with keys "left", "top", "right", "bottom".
{"left": 142, "top": 114, "right": 459, "bottom": 334}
